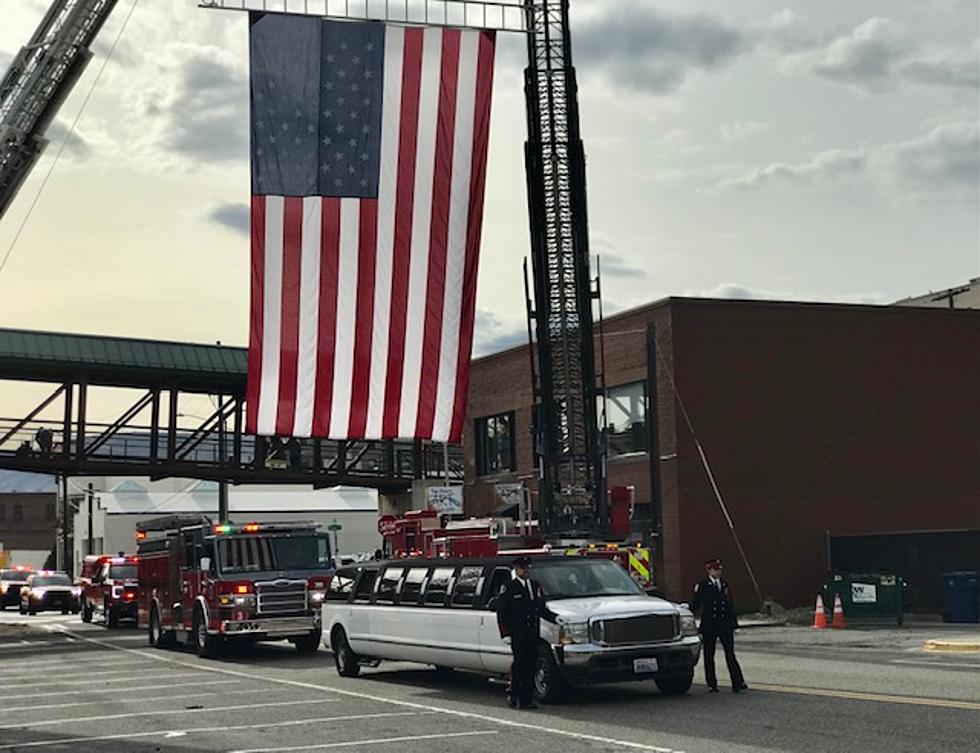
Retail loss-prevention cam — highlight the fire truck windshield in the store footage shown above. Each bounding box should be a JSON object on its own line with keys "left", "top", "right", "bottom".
{"left": 532, "top": 559, "right": 645, "bottom": 600}
{"left": 216, "top": 534, "right": 331, "bottom": 574}
{"left": 109, "top": 564, "right": 137, "bottom": 580}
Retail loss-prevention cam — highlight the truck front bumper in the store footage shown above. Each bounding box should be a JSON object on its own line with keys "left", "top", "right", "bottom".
{"left": 555, "top": 636, "right": 701, "bottom": 685}
{"left": 219, "top": 615, "right": 320, "bottom": 638}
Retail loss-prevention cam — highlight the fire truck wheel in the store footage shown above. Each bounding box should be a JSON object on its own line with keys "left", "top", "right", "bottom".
{"left": 294, "top": 630, "right": 321, "bottom": 654}
{"left": 332, "top": 628, "right": 360, "bottom": 677}
{"left": 149, "top": 606, "right": 177, "bottom": 649}
{"left": 655, "top": 672, "right": 694, "bottom": 696}
{"left": 534, "top": 643, "right": 569, "bottom": 704}
{"left": 192, "top": 608, "right": 222, "bottom": 659}
{"left": 105, "top": 600, "right": 119, "bottom": 629}
{"left": 81, "top": 600, "right": 92, "bottom": 623}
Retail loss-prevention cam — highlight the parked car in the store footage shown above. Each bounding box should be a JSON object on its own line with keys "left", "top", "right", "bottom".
{"left": 321, "top": 555, "right": 701, "bottom": 702}
{"left": 0, "top": 566, "right": 35, "bottom": 610}
{"left": 19, "top": 572, "right": 80, "bottom": 615}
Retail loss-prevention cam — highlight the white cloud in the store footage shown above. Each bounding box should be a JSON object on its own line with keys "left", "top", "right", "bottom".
{"left": 718, "top": 121, "right": 979, "bottom": 199}
{"left": 719, "top": 121, "right": 771, "bottom": 144}
{"left": 690, "top": 283, "right": 887, "bottom": 305}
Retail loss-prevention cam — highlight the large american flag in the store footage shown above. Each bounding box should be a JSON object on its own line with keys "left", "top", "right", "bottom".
{"left": 246, "top": 14, "right": 495, "bottom": 443}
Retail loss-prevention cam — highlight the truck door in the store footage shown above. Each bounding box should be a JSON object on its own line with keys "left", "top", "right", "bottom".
{"left": 177, "top": 533, "right": 199, "bottom": 629}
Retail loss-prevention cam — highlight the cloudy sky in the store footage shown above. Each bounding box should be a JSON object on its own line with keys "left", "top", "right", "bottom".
{"left": 0, "top": 0, "right": 977, "bottom": 358}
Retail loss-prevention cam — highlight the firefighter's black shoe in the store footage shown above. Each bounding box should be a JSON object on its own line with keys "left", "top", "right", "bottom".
{"left": 708, "top": 686, "right": 719, "bottom": 693}
{"left": 506, "top": 696, "right": 518, "bottom": 708}
{"left": 733, "top": 683, "right": 748, "bottom": 693}
{"left": 520, "top": 702, "right": 539, "bottom": 710}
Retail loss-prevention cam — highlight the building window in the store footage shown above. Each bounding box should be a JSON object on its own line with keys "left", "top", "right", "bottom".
{"left": 475, "top": 412, "right": 515, "bottom": 476}
{"left": 13, "top": 504, "right": 23, "bottom": 522}
{"left": 601, "top": 381, "right": 647, "bottom": 457}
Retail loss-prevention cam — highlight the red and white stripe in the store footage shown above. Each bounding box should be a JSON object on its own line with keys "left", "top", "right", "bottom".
{"left": 246, "top": 25, "right": 495, "bottom": 443}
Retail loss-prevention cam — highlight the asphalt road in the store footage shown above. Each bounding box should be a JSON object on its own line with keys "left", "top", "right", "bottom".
{"left": 0, "top": 612, "right": 977, "bottom": 753}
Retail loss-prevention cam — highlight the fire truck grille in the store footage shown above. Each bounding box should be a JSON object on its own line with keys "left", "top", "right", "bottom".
{"left": 256, "top": 580, "right": 307, "bottom": 615}
{"left": 598, "top": 614, "right": 678, "bottom": 645}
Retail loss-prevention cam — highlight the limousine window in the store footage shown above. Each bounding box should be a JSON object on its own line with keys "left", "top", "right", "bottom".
{"left": 450, "top": 566, "right": 483, "bottom": 607}
{"left": 376, "top": 567, "right": 404, "bottom": 604}
{"left": 533, "top": 558, "right": 645, "bottom": 600}
{"left": 423, "top": 567, "right": 454, "bottom": 606}
{"left": 353, "top": 569, "right": 378, "bottom": 603}
{"left": 400, "top": 567, "right": 428, "bottom": 605}
{"left": 483, "top": 567, "right": 512, "bottom": 610}
{"left": 327, "top": 569, "right": 358, "bottom": 602}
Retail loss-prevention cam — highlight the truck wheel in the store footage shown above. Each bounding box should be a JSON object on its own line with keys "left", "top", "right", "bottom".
{"left": 106, "top": 600, "right": 119, "bottom": 629}
{"left": 332, "top": 628, "right": 360, "bottom": 677}
{"left": 192, "top": 608, "right": 221, "bottom": 659}
{"left": 534, "top": 644, "right": 568, "bottom": 704}
{"left": 294, "top": 629, "right": 321, "bottom": 654}
{"left": 19, "top": 601, "right": 26, "bottom": 615}
{"left": 655, "top": 672, "right": 693, "bottom": 695}
{"left": 149, "top": 605, "right": 176, "bottom": 649}
{"left": 81, "top": 600, "right": 92, "bottom": 623}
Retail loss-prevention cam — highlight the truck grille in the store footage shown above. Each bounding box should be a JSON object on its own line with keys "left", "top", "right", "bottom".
{"left": 256, "top": 580, "right": 307, "bottom": 615}
{"left": 598, "top": 614, "right": 678, "bottom": 645}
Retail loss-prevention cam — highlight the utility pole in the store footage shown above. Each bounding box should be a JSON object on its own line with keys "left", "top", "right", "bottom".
{"left": 60, "top": 474, "right": 69, "bottom": 575}
{"left": 86, "top": 482, "right": 93, "bottom": 557}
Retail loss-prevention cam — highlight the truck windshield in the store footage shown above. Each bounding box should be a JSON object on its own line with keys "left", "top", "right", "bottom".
{"left": 216, "top": 535, "right": 331, "bottom": 574}
{"left": 531, "top": 559, "right": 645, "bottom": 600}
{"left": 109, "top": 565, "right": 137, "bottom": 580}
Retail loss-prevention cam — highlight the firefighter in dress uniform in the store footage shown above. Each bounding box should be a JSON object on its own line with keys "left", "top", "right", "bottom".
{"left": 495, "top": 556, "right": 560, "bottom": 709}
{"left": 689, "top": 558, "right": 748, "bottom": 693}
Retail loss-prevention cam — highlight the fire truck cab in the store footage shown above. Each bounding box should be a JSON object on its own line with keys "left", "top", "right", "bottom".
{"left": 136, "top": 514, "right": 332, "bottom": 658}
{"left": 78, "top": 554, "right": 139, "bottom": 627}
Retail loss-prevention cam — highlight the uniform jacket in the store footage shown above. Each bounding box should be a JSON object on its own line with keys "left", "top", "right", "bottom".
{"left": 690, "top": 577, "right": 739, "bottom": 635}
{"left": 496, "top": 576, "right": 558, "bottom": 640}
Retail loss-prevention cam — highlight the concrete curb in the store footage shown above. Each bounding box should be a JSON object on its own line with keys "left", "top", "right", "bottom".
{"left": 923, "top": 639, "right": 980, "bottom": 653}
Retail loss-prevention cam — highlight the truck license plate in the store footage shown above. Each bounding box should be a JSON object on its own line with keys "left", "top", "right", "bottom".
{"left": 633, "top": 658, "right": 659, "bottom": 674}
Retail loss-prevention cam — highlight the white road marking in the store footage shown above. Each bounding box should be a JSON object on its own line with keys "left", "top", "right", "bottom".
{"left": 0, "top": 711, "right": 432, "bottom": 750}
{"left": 0, "top": 698, "right": 340, "bottom": 730}
{"left": 9, "top": 678, "right": 239, "bottom": 701}
{"left": 0, "top": 664, "right": 162, "bottom": 682}
{"left": 0, "top": 686, "right": 270, "bottom": 713}
{"left": 230, "top": 730, "right": 499, "bottom": 753}
{"left": 55, "top": 628, "right": 686, "bottom": 753}
{"left": 6, "top": 670, "right": 206, "bottom": 689}
{"left": 892, "top": 659, "right": 980, "bottom": 669}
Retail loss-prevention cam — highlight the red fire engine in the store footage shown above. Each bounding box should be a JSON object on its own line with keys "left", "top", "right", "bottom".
{"left": 135, "top": 514, "right": 332, "bottom": 658}
{"left": 379, "top": 487, "right": 655, "bottom": 591}
{"left": 78, "top": 554, "right": 139, "bottom": 627}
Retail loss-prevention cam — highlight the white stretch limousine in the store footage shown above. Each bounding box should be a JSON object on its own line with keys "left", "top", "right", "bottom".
{"left": 322, "top": 555, "right": 701, "bottom": 701}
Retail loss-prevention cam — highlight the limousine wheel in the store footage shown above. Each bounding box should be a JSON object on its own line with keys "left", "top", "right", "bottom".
{"left": 332, "top": 628, "right": 360, "bottom": 677}
{"left": 655, "top": 672, "right": 693, "bottom": 696}
{"left": 534, "top": 645, "right": 568, "bottom": 703}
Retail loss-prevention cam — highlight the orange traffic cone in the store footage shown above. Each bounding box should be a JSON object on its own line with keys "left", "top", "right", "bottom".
{"left": 812, "top": 594, "right": 828, "bottom": 629}
{"left": 832, "top": 593, "right": 847, "bottom": 629}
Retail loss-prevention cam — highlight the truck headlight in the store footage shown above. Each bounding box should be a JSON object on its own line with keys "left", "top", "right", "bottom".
{"left": 680, "top": 614, "right": 698, "bottom": 637}
{"left": 309, "top": 590, "right": 326, "bottom": 605}
{"left": 558, "top": 622, "right": 590, "bottom": 645}
{"left": 71, "top": 586, "right": 82, "bottom": 597}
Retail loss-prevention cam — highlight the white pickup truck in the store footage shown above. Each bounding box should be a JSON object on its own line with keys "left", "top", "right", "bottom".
{"left": 321, "top": 554, "right": 701, "bottom": 702}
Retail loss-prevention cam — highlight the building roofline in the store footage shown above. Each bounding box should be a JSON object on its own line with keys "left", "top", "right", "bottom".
{"left": 472, "top": 294, "right": 980, "bottom": 364}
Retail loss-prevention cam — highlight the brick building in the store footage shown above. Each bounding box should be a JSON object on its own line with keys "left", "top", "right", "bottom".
{"left": 0, "top": 471, "right": 58, "bottom": 567}
{"left": 461, "top": 298, "right": 980, "bottom": 610}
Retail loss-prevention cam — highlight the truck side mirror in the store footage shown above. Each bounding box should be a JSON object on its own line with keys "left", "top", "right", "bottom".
{"left": 199, "top": 557, "right": 211, "bottom": 573}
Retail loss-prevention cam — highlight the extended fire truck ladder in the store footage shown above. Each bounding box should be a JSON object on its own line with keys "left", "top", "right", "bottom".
{"left": 0, "top": 0, "right": 117, "bottom": 221}
{"left": 523, "top": 0, "right": 605, "bottom": 541}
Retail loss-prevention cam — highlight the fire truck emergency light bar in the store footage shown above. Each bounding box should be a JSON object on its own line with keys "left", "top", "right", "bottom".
{"left": 212, "top": 522, "right": 320, "bottom": 535}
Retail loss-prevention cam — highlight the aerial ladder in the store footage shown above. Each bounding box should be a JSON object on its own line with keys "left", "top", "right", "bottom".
{"left": 523, "top": 0, "right": 606, "bottom": 542}
{"left": 0, "top": 0, "right": 117, "bottom": 221}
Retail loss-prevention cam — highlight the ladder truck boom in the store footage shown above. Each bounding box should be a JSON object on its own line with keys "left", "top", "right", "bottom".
{"left": 0, "top": 0, "right": 117, "bottom": 221}
{"left": 523, "top": 0, "right": 606, "bottom": 542}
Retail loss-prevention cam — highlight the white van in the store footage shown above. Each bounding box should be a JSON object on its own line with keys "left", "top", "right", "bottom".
{"left": 322, "top": 555, "right": 701, "bottom": 702}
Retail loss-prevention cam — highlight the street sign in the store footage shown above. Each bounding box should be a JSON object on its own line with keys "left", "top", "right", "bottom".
{"left": 377, "top": 515, "right": 397, "bottom": 536}
{"left": 327, "top": 521, "right": 342, "bottom": 532}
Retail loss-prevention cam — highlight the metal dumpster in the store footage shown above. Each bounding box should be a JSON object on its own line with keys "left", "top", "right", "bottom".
{"left": 823, "top": 571, "right": 904, "bottom": 626}
{"left": 940, "top": 571, "right": 979, "bottom": 623}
